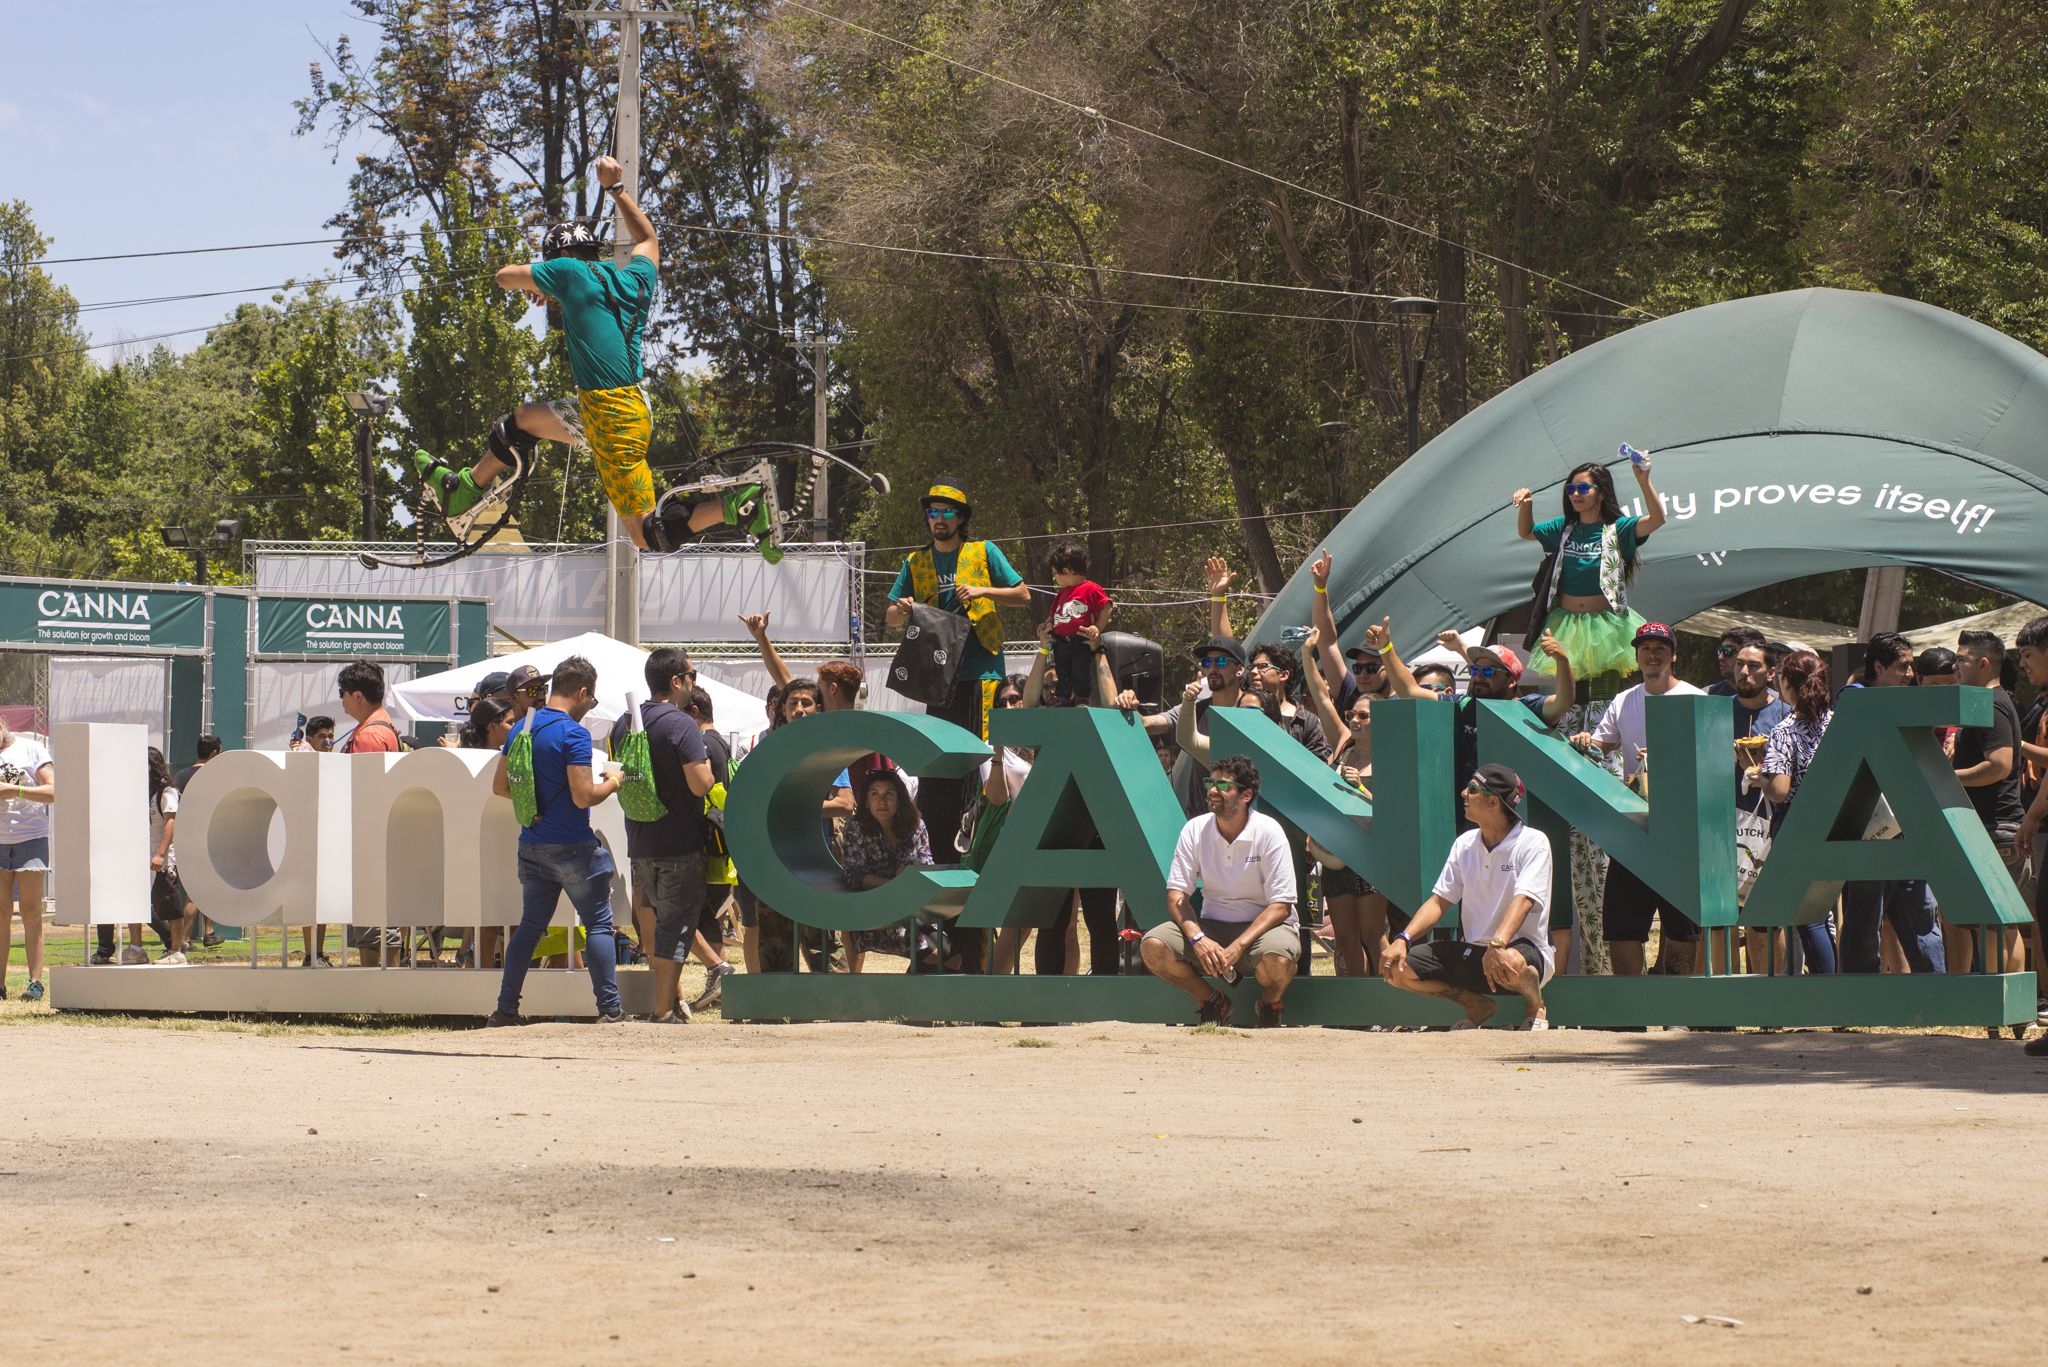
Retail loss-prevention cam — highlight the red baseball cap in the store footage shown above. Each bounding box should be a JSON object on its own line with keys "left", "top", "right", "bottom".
{"left": 1470, "top": 644, "right": 1523, "bottom": 682}
{"left": 1632, "top": 621, "right": 1676, "bottom": 648}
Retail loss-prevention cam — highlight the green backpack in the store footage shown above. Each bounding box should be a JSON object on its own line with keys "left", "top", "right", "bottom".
{"left": 614, "top": 720, "right": 669, "bottom": 823}
{"left": 506, "top": 721, "right": 542, "bottom": 827}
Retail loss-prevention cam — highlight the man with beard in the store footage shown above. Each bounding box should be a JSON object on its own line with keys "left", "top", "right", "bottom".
{"left": 1139, "top": 755, "right": 1300, "bottom": 1027}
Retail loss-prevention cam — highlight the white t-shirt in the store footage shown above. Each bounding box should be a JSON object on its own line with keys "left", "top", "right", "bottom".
{"left": 0, "top": 734, "right": 54, "bottom": 844}
{"left": 150, "top": 785, "right": 180, "bottom": 869}
{"left": 1431, "top": 821, "right": 1555, "bottom": 981}
{"left": 1166, "top": 809, "right": 1298, "bottom": 924}
{"left": 1593, "top": 678, "right": 1708, "bottom": 778}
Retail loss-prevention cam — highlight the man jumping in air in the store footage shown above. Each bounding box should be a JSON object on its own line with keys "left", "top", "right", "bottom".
{"left": 414, "top": 155, "right": 768, "bottom": 553}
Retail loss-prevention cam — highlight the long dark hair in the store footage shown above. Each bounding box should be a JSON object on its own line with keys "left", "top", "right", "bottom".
{"left": 1779, "top": 650, "right": 1832, "bottom": 723}
{"left": 1562, "top": 462, "right": 1641, "bottom": 581}
{"left": 856, "top": 768, "right": 921, "bottom": 845}
{"left": 147, "top": 745, "right": 173, "bottom": 800}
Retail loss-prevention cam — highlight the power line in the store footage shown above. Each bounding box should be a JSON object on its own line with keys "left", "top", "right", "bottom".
{"left": 779, "top": 0, "right": 1656, "bottom": 320}
{"left": 866, "top": 503, "right": 1359, "bottom": 556}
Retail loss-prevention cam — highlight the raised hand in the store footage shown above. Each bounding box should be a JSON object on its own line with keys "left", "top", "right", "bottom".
{"left": 737, "top": 611, "right": 771, "bottom": 637}
{"left": 1311, "top": 550, "right": 1332, "bottom": 590}
{"left": 1183, "top": 679, "right": 1204, "bottom": 704}
{"left": 1205, "top": 555, "right": 1232, "bottom": 596}
{"left": 1537, "top": 632, "right": 1568, "bottom": 666}
{"left": 594, "top": 154, "right": 623, "bottom": 188}
{"left": 1436, "top": 629, "right": 1466, "bottom": 655}
{"left": 1304, "top": 625, "right": 1322, "bottom": 654}
{"left": 1363, "top": 617, "right": 1392, "bottom": 652}
{"left": 1510, "top": 487, "right": 1533, "bottom": 509}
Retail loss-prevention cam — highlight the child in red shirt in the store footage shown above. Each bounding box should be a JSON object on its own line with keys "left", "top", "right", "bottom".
{"left": 1046, "top": 540, "right": 1113, "bottom": 705}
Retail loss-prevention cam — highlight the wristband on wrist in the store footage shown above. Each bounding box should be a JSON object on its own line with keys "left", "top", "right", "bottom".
{"left": 1210, "top": 595, "right": 1227, "bottom": 603}
{"left": 1314, "top": 585, "right": 1328, "bottom": 595}
{"left": 1378, "top": 642, "right": 1395, "bottom": 654}
{"left": 1393, "top": 931, "right": 1412, "bottom": 945}
{"left": 1038, "top": 647, "right": 1052, "bottom": 657}
{"left": 1188, "top": 928, "right": 1206, "bottom": 944}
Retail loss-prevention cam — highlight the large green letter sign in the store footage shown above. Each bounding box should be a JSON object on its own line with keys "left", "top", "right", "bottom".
{"left": 724, "top": 710, "right": 987, "bottom": 930}
{"left": 956, "top": 708, "right": 1184, "bottom": 930}
{"left": 1744, "top": 686, "right": 2032, "bottom": 930}
{"left": 1480, "top": 696, "right": 1738, "bottom": 929}
{"left": 1207, "top": 700, "right": 1455, "bottom": 912}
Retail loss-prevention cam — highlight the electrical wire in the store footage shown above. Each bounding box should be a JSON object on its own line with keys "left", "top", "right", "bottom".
{"left": 864, "top": 503, "right": 1357, "bottom": 555}
{"left": 779, "top": 0, "right": 1656, "bottom": 320}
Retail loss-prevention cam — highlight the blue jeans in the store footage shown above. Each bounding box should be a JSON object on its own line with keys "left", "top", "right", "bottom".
{"left": 1840, "top": 879, "right": 1945, "bottom": 974}
{"left": 496, "top": 841, "right": 621, "bottom": 1017}
{"left": 1795, "top": 922, "right": 1837, "bottom": 975}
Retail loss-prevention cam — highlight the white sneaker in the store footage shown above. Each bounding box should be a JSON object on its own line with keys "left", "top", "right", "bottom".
{"left": 155, "top": 951, "right": 188, "bottom": 966}
{"left": 1522, "top": 1017, "right": 1552, "bottom": 1031}
{"left": 118, "top": 946, "right": 151, "bottom": 965}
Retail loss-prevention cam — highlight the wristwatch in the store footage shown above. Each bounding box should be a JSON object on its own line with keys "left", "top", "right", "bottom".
{"left": 1488, "top": 937, "right": 1508, "bottom": 949}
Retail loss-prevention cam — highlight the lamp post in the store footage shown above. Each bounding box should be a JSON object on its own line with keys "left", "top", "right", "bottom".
{"left": 157, "top": 519, "right": 239, "bottom": 585}
{"left": 1389, "top": 297, "right": 1439, "bottom": 456}
{"left": 344, "top": 383, "right": 396, "bottom": 542}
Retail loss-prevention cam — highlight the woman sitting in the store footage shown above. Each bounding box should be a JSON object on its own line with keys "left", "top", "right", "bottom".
{"left": 841, "top": 768, "right": 937, "bottom": 972}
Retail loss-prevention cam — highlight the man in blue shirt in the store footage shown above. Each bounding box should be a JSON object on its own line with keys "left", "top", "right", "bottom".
{"left": 490, "top": 655, "right": 628, "bottom": 1025}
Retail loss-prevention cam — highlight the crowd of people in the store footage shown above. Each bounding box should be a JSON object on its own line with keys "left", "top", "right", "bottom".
{"left": 4, "top": 469, "right": 2043, "bottom": 1046}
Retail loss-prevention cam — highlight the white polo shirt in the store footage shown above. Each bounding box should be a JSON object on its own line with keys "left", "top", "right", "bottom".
{"left": 1166, "top": 809, "right": 1298, "bottom": 924}
{"left": 1593, "top": 678, "right": 1707, "bottom": 778}
{"left": 1430, "top": 821, "right": 1555, "bottom": 980}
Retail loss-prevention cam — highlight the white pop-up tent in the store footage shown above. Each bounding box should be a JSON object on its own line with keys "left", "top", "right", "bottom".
{"left": 390, "top": 630, "right": 771, "bottom": 744}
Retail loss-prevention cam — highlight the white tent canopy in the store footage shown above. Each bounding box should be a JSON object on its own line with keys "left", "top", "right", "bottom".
{"left": 391, "top": 631, "right": 771, "bottom": 744}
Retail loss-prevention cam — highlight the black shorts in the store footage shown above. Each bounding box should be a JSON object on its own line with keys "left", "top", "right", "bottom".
{"left": 734, "top": 881, "right": 759, "bottom": 929}
{"left": 1602, "top": 859, "right": 1701, "bottom": 943}
{"left": 1406, "top": 938, "right": 1545, "bottom": 995}
{"left": 1321, "top": 863, "right": 1375, "bottom": 898}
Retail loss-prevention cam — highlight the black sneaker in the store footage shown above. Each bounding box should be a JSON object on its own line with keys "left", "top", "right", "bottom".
{"left": 201, "top": 932, "right": 224, "bottom": 949}
{"left": 2026, "top": 1034, "right": 2048, "bottom": 1058}
{"left": 1255, "top": 999, "right": 1285, "bottom": 1029}
{"left": 595, "top": 1010, "right": 628, "bottom": 1025}
{"left": 1197, "top": 991, "right": 1233, "bottom": 1026}
{"left": 484, "top": 1010, "right": 526, "bottom": 1028}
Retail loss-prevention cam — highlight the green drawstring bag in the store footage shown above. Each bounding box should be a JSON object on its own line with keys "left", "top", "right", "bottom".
{"left": 506, "top": 723, "right": 540, "bottom": 827}
{"left": 615, "top": 718, "right": 669, "bottom": 823}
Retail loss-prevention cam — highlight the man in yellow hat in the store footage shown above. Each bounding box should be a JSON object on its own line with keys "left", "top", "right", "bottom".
{"left": 885, "top": 483, "right": 1029, "bottom": 969}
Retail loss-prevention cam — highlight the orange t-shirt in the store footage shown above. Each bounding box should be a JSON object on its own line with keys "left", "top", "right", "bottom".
{"left": 343, "top": 708, "right": 403, "bottom": 754}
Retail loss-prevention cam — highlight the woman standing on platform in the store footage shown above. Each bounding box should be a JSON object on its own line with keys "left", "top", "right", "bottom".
{"left": 1511, "top": 452, "right": 1666, "bottom": 976}
{"left": 1746, "top": 650, "right": 1839, "bottom": 975}
{"left": 1511, "top": 454, "right": 1666, "bottom": 683}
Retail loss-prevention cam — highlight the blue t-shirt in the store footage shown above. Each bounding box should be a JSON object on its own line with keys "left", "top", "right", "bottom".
{"left": 1532, "top": 515, "right": 1643, "bottom": 597}
{"left": 507, "top": 706, "right": 595, "bottom": 846}
{"left": 888, "top": 541, "right": 1025, "bottom": 682}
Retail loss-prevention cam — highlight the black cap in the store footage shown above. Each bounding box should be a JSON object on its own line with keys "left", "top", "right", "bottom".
{"left": 1468, "top": 763, "right": 1525, "bottom": 818}
{"left": 476, "top": 671, "right": 512, "bottom": 697}
{"left": 1914, "top": 646, "right": 1957, "bottom": 678}
{"left": 506, "top": 664, "right": 548, "bottom": 694}
{"left": 1190, "top": 636, "right": 1247, "bottom": 669}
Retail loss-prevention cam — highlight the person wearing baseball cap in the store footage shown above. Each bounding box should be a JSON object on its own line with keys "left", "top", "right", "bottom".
{"left": 884, "top": 481, "right": 1031, "bottom": 972}
{"left": 1569, "top": 619, "right": 1707, "bottom": 977}
{"left": 1383, "top": 762, "right": 1555, "bottom": 1029}
{"left": 1140, "top": 635, "right": 1252, "bottom": 817}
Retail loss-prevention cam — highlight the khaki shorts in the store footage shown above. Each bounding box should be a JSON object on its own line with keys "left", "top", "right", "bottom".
{"left": 1145, "top": 915, "right": 1300, "bottom": 968}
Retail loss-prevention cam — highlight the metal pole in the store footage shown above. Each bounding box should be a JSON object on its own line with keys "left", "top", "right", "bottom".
{"left": 358, "top": 416, "right": 377, "bottom": 542}
{"left": 604, "top": 14, "right": 644, "bottom": 646}
{"left": 810, "top": 334, "right": 830, "bottom": 533}
{"left": 1856, "top": 565, "right": 1905, "bottom": 639}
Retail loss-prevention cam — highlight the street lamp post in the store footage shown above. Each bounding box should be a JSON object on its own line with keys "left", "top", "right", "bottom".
{"left": 158, "top": 519, "right": 242, "bottom": 585}
{"left": 344, "top": 383, "right": 396, "bottom": 543}
{"left": 1389, "top": 297, "right": 1440, "bottom": 456}
{"left": 1317, "top": 420, "right": 1354, "bottom": 534}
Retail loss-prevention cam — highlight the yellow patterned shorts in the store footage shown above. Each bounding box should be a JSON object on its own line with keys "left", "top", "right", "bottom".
{"left": 573, "top": 384, "right": 656, "bottom": 518}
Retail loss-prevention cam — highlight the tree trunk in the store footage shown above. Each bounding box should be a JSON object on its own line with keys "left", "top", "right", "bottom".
{"left": 1217, "top": 446, "right": 1287, "bottom": 597}
{"left": 1435, "top": 222, "right": 1469, "bottom": 425}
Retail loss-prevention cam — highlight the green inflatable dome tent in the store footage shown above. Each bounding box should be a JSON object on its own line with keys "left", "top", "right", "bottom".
{"left": 1253, "top": 288, "right": 2048, "bottom": 655}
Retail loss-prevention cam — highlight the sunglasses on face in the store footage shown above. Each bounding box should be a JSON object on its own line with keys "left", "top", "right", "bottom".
{"left": 1566, "top": 482, "right": 1596, "bottom": 496}
{"left": 1203, "top": 779, "right": 1242, "bottom": 793}
{"left": 1424, "top": 681, "right": 1454, "bottom": 694}
{"left": 1464, "top": 780, "right": 1490, "bottom": 796}
{"left": 1716, "top": 645, "right": 1740, "bottom": 657}
{"left": 1470, "top": 665, "right": 1504, "bottom": 680}
{"left": 1350, "top": 658, "right": 1384, "bottom": 675}
{"left": 1198, "top": 655, "right": 1236, "bottom": 669}
{"left": 926, "top": 507, "right": 959, "bottom": 520}
{"left": 994, "top": 694, "right": 1020, "bottom": 708}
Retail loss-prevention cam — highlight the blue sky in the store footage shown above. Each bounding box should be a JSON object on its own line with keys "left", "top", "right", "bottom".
{"left": 2, "top": 2, "right": 381, "bottom": 354}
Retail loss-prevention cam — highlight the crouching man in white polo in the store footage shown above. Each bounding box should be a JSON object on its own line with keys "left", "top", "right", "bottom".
{"left": 1383, "top": 763, "right": 1554, "bottom": 1030}
{"left": 1140, "top": 755, "right": 1300, "bottom": 1028}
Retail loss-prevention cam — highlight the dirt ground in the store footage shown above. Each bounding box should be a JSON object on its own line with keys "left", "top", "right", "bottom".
{"left": 4, "top": 1018, "right": 2047, "bottom": 1364}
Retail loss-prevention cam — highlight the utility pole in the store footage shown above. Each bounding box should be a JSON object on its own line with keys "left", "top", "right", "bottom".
{"left": 572, "top": 4, "right": 691, "bottom": 645}
{"left": 791, "top": 328, "right": 836, "bottom": 535}
{"left": 1857, "top": 565, "right": 1906, "bottom": 639}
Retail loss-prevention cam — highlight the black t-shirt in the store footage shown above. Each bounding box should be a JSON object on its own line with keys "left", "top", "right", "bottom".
{"left": 609, "top": 700, "right": 709, "bottom": 859}
{"left": 173, "top": 763, "right": 201, "bottom": 792}
{"left": 1453, "top": 694, "right": 1547, "bottom": 794}
{"left": 2022, "top": 694, "right": 2047, "bottom": 809}
{"left": 1952, "top": 687, "right": 2025, "bottom": 829}
{"left": 701, "top": 727, "right": 732, "bottom": 787}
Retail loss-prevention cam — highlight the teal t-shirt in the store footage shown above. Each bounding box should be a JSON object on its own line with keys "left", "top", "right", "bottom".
{"left": 888, "top": 541, "right": 1025, "bottom": 682}
{"left": 1533, "top": 515, "right": 1642, "bottom": 597}
{"left": 530, "top": 255, "right": 657, "bottom": 392}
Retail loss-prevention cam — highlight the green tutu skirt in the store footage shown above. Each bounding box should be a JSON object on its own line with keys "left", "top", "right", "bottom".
{"left": 1541, "top": 606, "right": 1644, "bottom": 679}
